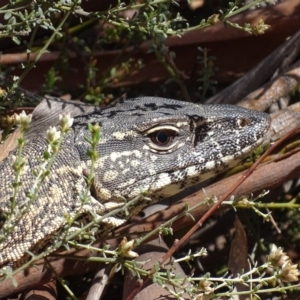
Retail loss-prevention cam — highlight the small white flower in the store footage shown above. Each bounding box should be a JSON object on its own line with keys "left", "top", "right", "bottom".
{"left": 46, "top": 126, "right": 61, "bottom": 143}
{"left": 198, "top": 279, "right": 214, "bottom": 293}
{"left": 268, "top": 244, "right": 289, "bottom": 267}
{"left": 280, "top": 260, "right": 300, "bottom": 282}
{"left": 59, "top": 114, "right": 74, "bottom": 132}
{"left": 14, "top": 111, "right": 32, "bottom": 130}
{"left": 117, "top": 237, "right": 139, "bottom": 258}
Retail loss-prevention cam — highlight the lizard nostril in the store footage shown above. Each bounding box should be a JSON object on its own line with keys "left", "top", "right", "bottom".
{"left": 237, "top": 118, "right": 250, "bottom": 128}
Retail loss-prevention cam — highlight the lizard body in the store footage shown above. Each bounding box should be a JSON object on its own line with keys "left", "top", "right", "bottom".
{"left": 0, "top": 97, "right": 271, "bottom": 268}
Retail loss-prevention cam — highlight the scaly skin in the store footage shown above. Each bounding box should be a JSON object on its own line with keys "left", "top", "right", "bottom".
{"left": 0, "top": 97, "right": 271, "bottom": 268}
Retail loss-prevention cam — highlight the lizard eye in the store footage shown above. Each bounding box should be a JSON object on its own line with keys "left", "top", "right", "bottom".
{"left": 150, "top": 130, "right": 175, "bottom": 146}
{"left": 144, "top": 125, "right": 179, "bottom": 151}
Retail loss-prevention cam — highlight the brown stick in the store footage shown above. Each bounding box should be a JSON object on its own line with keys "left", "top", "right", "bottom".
{"left": 238, "top": 60, "right": 300, "bottom": 111}
{"left": 206, "top": 27, "right": 300, "bottom": 105}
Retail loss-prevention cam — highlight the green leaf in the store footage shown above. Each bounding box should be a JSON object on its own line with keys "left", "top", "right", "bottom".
{"left": 12, "top": 36, "right": 20, "bottom": 45}
{"left": 4, "top": 12, "right": 11, "bottom": 20}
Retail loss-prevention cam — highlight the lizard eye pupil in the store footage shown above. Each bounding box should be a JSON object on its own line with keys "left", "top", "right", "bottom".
{"left": 156, "top": 131, "right": 169, "bottom": 144}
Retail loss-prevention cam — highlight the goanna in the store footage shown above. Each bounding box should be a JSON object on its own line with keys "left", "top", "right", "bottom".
{"left": 0, "top": 97, "right": 271, "bottom": 268}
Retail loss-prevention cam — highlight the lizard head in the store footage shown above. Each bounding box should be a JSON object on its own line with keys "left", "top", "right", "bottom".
{"left": 73, "top": 97, "right": 271, "bottom": 209}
